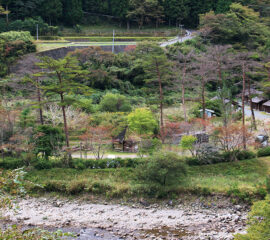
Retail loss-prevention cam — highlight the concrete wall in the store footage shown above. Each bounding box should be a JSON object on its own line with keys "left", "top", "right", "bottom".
{"left": 38, "top": 45, "right": 130, "bottom": 59}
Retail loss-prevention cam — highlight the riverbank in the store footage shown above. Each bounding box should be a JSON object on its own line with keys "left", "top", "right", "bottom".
{"left": 3, "top": 196, "right": 248, "bottom": 240}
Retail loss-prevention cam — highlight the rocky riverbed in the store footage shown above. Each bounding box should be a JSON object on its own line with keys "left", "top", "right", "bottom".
{"left": 3, "top": 196, "right": 248, "bottom": 240}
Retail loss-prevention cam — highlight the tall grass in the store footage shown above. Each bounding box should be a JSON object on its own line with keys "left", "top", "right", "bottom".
{"left": 25, "top": 157, "right": 270, "bottom": 200}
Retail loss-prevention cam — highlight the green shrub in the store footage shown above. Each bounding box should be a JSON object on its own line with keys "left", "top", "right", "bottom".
{"left": 234, "top": 196, "right": 270, "bottom": 240}
{"left": 34, "top": 159, "right": 53, "bottom": 170}
{"left": 227, "top": 185, "right": 252, "bottom": 203}
{"left": 32, "top": 125, "right": 64, "bottom": 160}
{"left": 267, "top": 176, "right": 270, "bottom": 193}
{"left": 186, "top": 150, "right": 256, "bottom": 166}
{"left": 257, "top": 147, "right": 270, "bottom": 157}
{"left": 0, "top": 158, "right": 24, "bottom": 169}
{"left": 185, "top": 157, "right": 200, "bottom": 166}
{"left": 73, "top": 98, "right": 95, "bottom": 113}
{"left": 100, "top": 93, "right": 131, "bottom": 112}
{"left": 0, "top": 31, "right": 33, "bottom": 42}
{"left": 135, "top": 151, "right": 187, "bottom": 189}
{"left": 71, "top": 158, "right": 142, "bottom": 169}
{"left": 236, "top": 150, "right": 256, "bottom": 160}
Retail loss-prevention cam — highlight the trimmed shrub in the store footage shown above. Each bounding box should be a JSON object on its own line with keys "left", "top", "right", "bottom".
{"left": 257, "top": 147, "right": 270, "bottom": 157}
{"left": 236, "top": 150, "right": 256, "bottom": 160}
{"left": 0, "top": 157, "right": 24, "bottom": 169}
{"left": 186, "top": 150, "right": 256, "bottom": 166}
{"left": 34, "top": 159, "right": 53, "bottom": 170}
{"left": 71, "top": 158, "right": 142, "bottom": 170}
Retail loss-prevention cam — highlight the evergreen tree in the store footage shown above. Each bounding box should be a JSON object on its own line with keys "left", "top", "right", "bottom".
{"left": 35, "top": 56, "right": 90, "bottom": 148}
{"left": 63, "top": 0, "right": 83, "bottom": 26}
{"left": 134, "top": 43, "right": 171, "bottom": 143}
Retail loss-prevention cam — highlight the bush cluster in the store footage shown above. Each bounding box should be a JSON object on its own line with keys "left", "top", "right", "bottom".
{"left": 0, "top": 18, "right": 58, "bottom": 36}
{"left": 257, "top": 147, "right": 270, "bottom": 157}
{"left": 186, "top": 150, "right": 256, "bottom": 166}
{"left": 0, "top": 157, "right": 142, "bottom": 170}
{"left": 71, "top": 158, "right": 142, "bottom": 170}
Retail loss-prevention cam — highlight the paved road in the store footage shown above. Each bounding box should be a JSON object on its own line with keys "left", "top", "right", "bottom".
{"left": 160, "top": 30, "right": 195, "bottom": 47}
{"left": 244, "top": 105, "right": 270, "bottom": 121}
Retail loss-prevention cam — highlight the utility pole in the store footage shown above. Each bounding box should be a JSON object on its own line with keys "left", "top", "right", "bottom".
{"left": 36, "top": 24, "right": 39, "bottom": 41}
{"left": 112, "top": 29, "right": 115, "bottom": 53}
{"left": 179, "top": 24, "right": 184, "bottom": 42}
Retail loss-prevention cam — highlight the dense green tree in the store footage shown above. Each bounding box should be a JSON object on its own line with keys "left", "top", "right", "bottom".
{"left": 99, "top": 93, "right": 131, "bottom": 112}
{"left": 134, "top": 42, "right": 171, "bottom": 143}
{"left": 216, "top": 0, "right": 233, "bottom": 13}
{"left": 62, "top": 0, "right": 83, "bottom": 26}
{"left": 35, "top": 56, "right": 90, "bottom": 148}
{"left": 32, "top": 125, "right": 64, "bottom": 159}
{"left": 163, "top": 0, "right": 189, "bottom": 26}
{"left": 127, "top": 108, "right": 157, "bottom": 135}
{"left": 39, "top": 0, "right": 63, "bottom": 25}
{"left": 200, "top": 3, "right": 270, "bottom": 49}
{"left": 127, "top": 0, "right": 164, "bottom": 28}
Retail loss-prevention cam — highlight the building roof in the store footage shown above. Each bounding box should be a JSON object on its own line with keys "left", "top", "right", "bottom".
{"left": 243, "top": 89, "right": 263, "bottom": 97}
{"left": 252, "top": 97, "right": 266, "bottom": 103}
{"left": 199, "top": 109, "right": 215, "bottom": 113}
{"left": 263, "top": 100, "right": 270, "bottom": 107}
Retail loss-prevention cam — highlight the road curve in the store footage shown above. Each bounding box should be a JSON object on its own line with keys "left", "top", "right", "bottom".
{"left": 160, "top": 30, "right": 195, "bottom": 47}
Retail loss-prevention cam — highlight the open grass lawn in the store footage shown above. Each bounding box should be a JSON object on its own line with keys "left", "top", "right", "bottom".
{"left": 25, "top": 157, "right": 270, "bottom": 198}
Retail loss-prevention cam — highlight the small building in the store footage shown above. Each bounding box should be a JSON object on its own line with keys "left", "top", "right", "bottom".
{"left": 263, "top": 100, "right": 270, "bottom": 113}
{"left": 242, "top": 89, "right": 263, "bottom": 102}
{"left": 199, "top": 109, "right": 215, "bottom": 118}
{"left": 171, "top": 132, "right": 209, "bottom": 145}
{"left": 251, "top": 97, "right": 267, "bottom": 111}
{"left": 112, "top": 128, "right": 139, "bottom": 153}
{"left": 211, "top": 96, "right": 240, "bottom": 109}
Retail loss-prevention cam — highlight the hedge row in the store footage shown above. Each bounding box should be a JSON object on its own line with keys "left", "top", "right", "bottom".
{"left": 0, "top": 149, "right": 264, "bottom": 170}
{"left": 257, "top": 147, "right": 270, "bottom": 157}
{"left": 0, "top": 157, "right": 142, "bottom": 170}
{"left": 186, "top": 150, "right": 256, "bottom": 166}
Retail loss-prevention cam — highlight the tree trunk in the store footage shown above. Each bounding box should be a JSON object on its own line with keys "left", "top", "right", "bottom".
{"left": 242, "top": 63, "right": 247, "bottom": 150}
{"left": 80, "top": 142, "right": 82, "bottom": 159}
{"left": 6, "top": 5, "right": 8, "bottom": 26}
{"left": 202, "top": 80, "right": 206, "bottom": 120}
{"left": 36, "top": 78, "right": 44, "bottom": 125}
{"left": 156, "top": 60, "right": 164, "bottom": 144}
{"left": 248, "top": 77, "right": 257, "bottom": 130}
{"left": 60, "top": 93, "right": 69, "bottom": 148}
{"left": 127, "top": 20, "right": 130, "bottom": 30}
{"left": 218, "top": 60, "right": 222, "bottom": 84}
{"left": 182, "top": 62, "right": 187, "bottom": 122}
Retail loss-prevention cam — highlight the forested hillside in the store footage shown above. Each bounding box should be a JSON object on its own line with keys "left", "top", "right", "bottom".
{"left": 0, "top": 0, "right": 269, "bottom": 31}
{"left": 1, "top": 0, "right": 270, "bottom": 239}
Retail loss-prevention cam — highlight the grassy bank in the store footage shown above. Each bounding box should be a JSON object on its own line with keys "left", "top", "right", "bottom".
{"left": 58, "top": 24, "right": 181, "bottom": 37}
{"left": 25, "top": 157, "right": 270, "bottom": 201}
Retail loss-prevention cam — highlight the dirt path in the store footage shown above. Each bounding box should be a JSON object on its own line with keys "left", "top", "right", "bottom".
{"left": 4, "top": 197, "right": 248, "bottom": 240}
{"left": 71, "top": 153, "right": 139, "bottom": 159}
